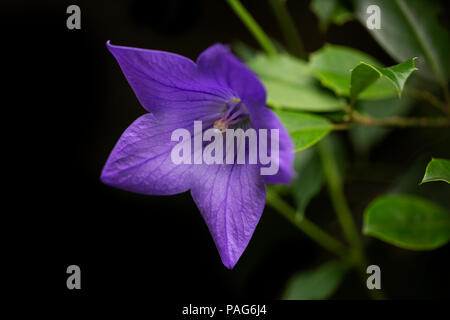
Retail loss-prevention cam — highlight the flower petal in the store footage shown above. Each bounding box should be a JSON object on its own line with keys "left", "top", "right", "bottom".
{"left": 197, "top": 44, "right": 294, "bottom": 184}
{"left": 196, "top": 44, "right": 266, "bottom": 112}
{"left": 190, "top": 163, "right": 266, "bottom": 269}
{"left": 253, "top": 107, "right": 295, "bottom": 185}
{"left": 101, "top": 113, "right": 209, "bottom": 195}
{"left": 107, "top": 41, "right": 232, "bottom": 121}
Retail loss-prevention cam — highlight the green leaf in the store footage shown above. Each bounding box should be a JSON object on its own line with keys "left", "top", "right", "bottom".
{"left": 274, "top": 110, "right": 332, "bottom": 152}
{"left": 292, "top": 148, "right": 324, "bottom": 218}
{"left": 310, "top": 0, "right": 353, "bottom": 31}
{"left": 263, "top": 79, "right": 345, "bottom": 112}
{"left": 421, "top": 158, "right": 450, "bottom": 184}
{"left": 363, "top": 194, "right": 450, "bottom": 250}
{"left": 355, "top": 0, "right": 450, "bottom": 82}
{"left": 283, "top": 260, "right": 349, "bottom": 300}
{"left": 389, "top": 154, "right": 450, "bottom": 209}
{"left": 350, "top": 58, "right": 417, "bottom": 100}
{"left": 246, "top": 53, "right": 345, "bottom": 112}
{"left": 309, "top": 45, "right": 398, "bottom": 99}
{"left": 247, "top": 52, "right": 314, "bottom": 86}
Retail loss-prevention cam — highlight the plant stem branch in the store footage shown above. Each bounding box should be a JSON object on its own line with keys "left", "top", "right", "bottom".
{"left": 351, "top": 112, "right": 450, "bottom": 127}
{"left": 331, "top": 112, "right": 450, "bottom": 130}
{"left": 268, "top": 0, "right": 306, "bottom": 59}
{"left": 227, "top": 0, "right": 277, "bottom": 57}
{"left": 266, "top": 191, "right": 347, "bottom": 257}
{"left": 331, "top": 123, "right": 356, "bottom": 130}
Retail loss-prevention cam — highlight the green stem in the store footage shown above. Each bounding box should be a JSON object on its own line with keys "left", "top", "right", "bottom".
{"left": 268, "top": 0, "right": 306, "bottom": 58}
{"left": 318, "top": 137, "right": 385, "bottom": 300}
{"left": 266, "top": 191, "right": 347, "bottom": 257}
{"left": 227, "top": 0, "right": 277, "bottom": 57}
{"left": 318, "top": 139, "right": 361, "bottom": 251}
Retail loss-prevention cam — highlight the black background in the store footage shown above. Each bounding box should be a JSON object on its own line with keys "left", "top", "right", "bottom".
{"left": 3, "top": 0, "right": 450, "bottom": 308}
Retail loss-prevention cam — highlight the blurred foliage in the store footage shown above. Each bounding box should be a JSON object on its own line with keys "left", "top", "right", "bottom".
{"left": 354, "top": 0, "right": 450, "bottom": 82}
{"left": 283, "top": 260, "right": 350, "bottom": 300}
{"left": 229, "top": 0, "right": 450, "bottom": 299}
{"left": 245, "top": 52, "right": 345, "bottom": 111}
{"left": 291, "top": 148, "right": 324, "bottom": 219}
{"left": 310, "top": 0, "right": 353, "bottom": 31}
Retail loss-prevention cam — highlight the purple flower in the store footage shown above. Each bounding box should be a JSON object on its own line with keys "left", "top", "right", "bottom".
{"left": 101, "top": 42, "right": 294, "bottom": 269}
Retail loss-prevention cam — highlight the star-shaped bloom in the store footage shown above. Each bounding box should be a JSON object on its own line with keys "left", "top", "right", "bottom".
{"left": 101, "top": 42, "right": 294, "bottom": 269}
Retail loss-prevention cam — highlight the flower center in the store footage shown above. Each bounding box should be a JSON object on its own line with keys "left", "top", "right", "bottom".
{"left": 214, "top": 99, "right": 249, "bottom": 133}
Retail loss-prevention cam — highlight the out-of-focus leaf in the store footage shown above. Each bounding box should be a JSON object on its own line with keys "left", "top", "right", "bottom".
{"left": 319, "top": 110, "right": 347, "bottom": 123}
{"left": 246, "top": 53, "right": 345, "bottom": 111}
{"left": 421, "top": 158, "right": 450, "bottom": 184}
{"left": 266, "top": 183, "right": 291, "bottom": 197}
{"left": 274, "top": 110, "right": 332, "bottom": 152}
{"left": 248, "top": 53, "right": 314, "bottom": 86}
{"left": 354, "top": 0, "right": 450, "bottom": 82}
{"left": 350, "top": 95, "right": 412, "bottom": 155}
{"left": 311, "top": 0, "right": 353, "bottom": 31}
{"left": 232, "top": 40, "right": 258, "bottom": 62}
{"left": 263, "top": 80, "right": 345, "bottom": 112}
{"left": 283, "top": 260, "right": 350, "bottom": 300}
{"left": 350, "top": 58, "right": 417, "bottom": 100}
{"left": 328, "top": 134, "right": 348, "bottom": 178}
{"left": 291, "top": 148, "right": 324, "bottom": 218}
{"left": 363, "top": 194, "right": 450, "bottom": 250}
{"left": 309, "top": 45, "right": 397, "bottom": 99}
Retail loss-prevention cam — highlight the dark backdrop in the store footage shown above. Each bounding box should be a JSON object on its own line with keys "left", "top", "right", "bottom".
{"left": 3, "top": 0, "right": 449, "bottom": 303}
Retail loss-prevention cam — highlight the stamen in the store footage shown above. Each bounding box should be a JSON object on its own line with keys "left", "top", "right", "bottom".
{"left": 213, "top": 99, "right": 249, "bottom": 133}
{"left": 222, "top": 99, "right": 241, "bottom": 119}
{"left": 214, "top": 119, "right": 228, "bottom": 133}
